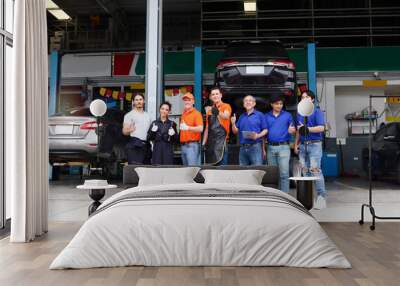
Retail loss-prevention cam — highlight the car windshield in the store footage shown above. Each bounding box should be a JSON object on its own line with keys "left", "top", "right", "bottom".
{"left": 219, "top": 66, "right": 291, "bottom": 85}
{"left": 225, "top": 42, "right": 288, "bottom": 58}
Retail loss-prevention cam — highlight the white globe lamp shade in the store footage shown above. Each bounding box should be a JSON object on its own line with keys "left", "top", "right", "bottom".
{"left": 90, "top": 99, "right": 107, "bottom": 117}
{"left": 297, "top": 98, "right": 314, "bottom": 117}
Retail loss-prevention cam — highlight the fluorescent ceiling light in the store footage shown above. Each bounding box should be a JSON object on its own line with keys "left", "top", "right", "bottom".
{"left": 48, "top": 9, "right": 71, "bottom": 20}
{"left": 46, "top": 0, "right": 58, "bottom": 9}
{"left": 244, "top": 1, "right": 257, "bottom": 13}
{"left": 47, "top": 0, "right": 71, "bottom": 20}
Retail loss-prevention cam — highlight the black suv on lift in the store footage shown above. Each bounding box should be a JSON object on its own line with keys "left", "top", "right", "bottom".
{"left": 362, "top": 122, "right": 400, "bottom": 183}
{"left": 214, "top": 40, "right": 297, "bottom": 113}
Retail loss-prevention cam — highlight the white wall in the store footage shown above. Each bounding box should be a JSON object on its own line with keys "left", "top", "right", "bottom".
{"left": 316, "top": 77, "right": 400, "bottom": 138}
{"left": 61, "top": 53, "right": 112, "bottom": 78}
{"left": 334, "top": 86, "right": 386, "bottom": 138}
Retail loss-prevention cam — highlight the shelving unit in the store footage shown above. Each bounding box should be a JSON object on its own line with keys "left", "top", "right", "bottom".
{"left": 359, "top": 95, "right": 400, "bottom": 231}
{"left": 346, "top": 117, "right": 378, "bottom": 136}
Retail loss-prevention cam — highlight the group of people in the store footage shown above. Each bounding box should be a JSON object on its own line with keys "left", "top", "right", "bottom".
{"left": 122, "top": 88, "right": 327, "bottom": 209}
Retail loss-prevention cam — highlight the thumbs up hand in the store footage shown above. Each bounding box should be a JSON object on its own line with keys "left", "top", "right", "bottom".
{"left": 231, "top": 113, "right": 237, "bottom": 125}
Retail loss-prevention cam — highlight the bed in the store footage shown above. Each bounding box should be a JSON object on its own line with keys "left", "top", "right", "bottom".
{"left": 50, "top": 166, "right": 350, "bottom": 269}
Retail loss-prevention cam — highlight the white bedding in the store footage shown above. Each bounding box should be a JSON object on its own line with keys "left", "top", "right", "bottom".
{"left": 50, "top": 183, "right": 351, "bottom": 269}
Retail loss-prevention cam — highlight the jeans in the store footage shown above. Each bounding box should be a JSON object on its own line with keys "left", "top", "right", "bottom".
{"left": 299, "top": 142, "right": 326, "bottom": 198}
{"left": 181, "top": 142, "right": 201, "bottom": 166}
{"left": 239, "top": 143, "right": 263, "bottom": 166}
{"left": 267, "top": 144, "right": 290, "bottom": 193}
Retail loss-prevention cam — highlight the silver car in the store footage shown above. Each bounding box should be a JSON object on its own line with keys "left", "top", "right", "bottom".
{"left": 49, "top": 107, "right": 98, "bottom": 164}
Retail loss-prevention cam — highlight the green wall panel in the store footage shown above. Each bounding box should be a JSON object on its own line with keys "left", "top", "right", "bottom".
{"left": 203, "top": 51, "right": 224, "bottom": 74}
{"left": 288, "top": 49, "right": 307, "bottom": 72}
{"left": 135, "top": 54, "right": 145, "bottom": 75}
{"left": 135, "top": 50, "right": 222, "bottom": 75}
{"left": 316, "top": 47, "right": 400, "bottom": 72}
{"left": 135, "top": 46, "right": 400, "bottom": 76}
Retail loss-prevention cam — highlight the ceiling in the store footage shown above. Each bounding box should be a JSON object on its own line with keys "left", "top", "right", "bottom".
{"left": 52, "top": 0, "right": 200, "bottom": 16}
{"left": 48, "top": 0, "right": 400, "bottom": 50}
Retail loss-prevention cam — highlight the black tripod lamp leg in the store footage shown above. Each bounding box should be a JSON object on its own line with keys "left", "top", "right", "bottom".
{"left": 369, "top": 206, "right": 376, "bottom": 231}
{"left": 359, "top": 204, "right": 366, "bottom": 225}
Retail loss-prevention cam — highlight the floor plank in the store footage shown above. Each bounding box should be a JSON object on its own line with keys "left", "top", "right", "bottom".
{"left": 0, "top": 222, "right": 399, "bottom": 286}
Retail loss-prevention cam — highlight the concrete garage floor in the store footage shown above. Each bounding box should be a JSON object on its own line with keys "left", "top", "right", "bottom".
{"left": 48, "top": 178, "right": 400, "bottom": 222}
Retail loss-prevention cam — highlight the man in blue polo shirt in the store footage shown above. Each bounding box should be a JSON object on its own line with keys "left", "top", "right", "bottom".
{"left": 231, "top": 95, "right": 268, "bottom": 165}
{"left": 264, "top": 96, "right": 296, "bottom": 193}
{"left": 294, "top": 90, "right": 326, "bottom": 210}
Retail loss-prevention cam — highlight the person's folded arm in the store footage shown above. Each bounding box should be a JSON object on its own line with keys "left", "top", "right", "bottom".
{"left": 190, "top": 113, "right": 205, "bottom": 133}
{"left": 308, "top": 125, "right": 325, "bottom": 133}
{"left": 189, "top": 125, "right": 203, "bottom": 133}
{"left": 256, "top": 128, "right": 268, "bottom": 139}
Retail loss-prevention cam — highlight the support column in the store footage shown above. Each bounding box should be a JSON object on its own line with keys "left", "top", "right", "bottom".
{"left": 194, "top": 47, "right": 202, "bottom": 111}
{"left": 49, "top": 51, "right": 59, "bottom": 116}
{"left": 145, "top": 0, "right": 163, "bottom": 120}
{"left": 307, "top": 43, "right": 317, "bottom": 102}
{"left": 48, "top": 51, "right": 60, "bottom": 180}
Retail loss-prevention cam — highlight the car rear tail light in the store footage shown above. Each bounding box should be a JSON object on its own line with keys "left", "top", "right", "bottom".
{"left": 216, "top": 60, "right": 239, "bottom": 69}
{"left": 269, "top": 59, "right": 296, "bottom": 70}
{"left": 298, "top": 84, "right": 308, "bottom": 93}
{"left": 80, "top": 121, "right": 97, "bottom": 130}
{"left": 88, "top": 143, "right": 97, "bottom": 147}
{"left": 284, "top": 90, "right": 293, "bottom": 96}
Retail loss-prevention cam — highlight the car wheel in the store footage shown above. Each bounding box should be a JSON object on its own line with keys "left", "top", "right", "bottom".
{"left": 51, "top": 165, "right": 60, "bottom": 181}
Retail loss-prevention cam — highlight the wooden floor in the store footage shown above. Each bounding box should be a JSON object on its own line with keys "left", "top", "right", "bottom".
{"left": 0, "top": 222, "right": 399, "bottom": 286}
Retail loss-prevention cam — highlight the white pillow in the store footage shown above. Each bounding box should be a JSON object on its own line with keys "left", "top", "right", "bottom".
{"left": 135, "top": 167, "right": 200, "bottom": 186}
{"left": 200, "top": 169, "right": 266, "bottom": 185}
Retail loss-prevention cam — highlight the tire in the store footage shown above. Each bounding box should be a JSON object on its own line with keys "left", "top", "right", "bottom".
{"left": 51, "top": 165, "right": 60, "bottom": 181}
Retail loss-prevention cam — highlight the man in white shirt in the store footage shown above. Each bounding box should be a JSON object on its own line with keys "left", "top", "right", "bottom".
{"left": 123, "top": 94, "right": 152, "bottom": 164}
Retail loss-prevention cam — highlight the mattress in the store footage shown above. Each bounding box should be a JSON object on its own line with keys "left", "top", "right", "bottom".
{"left": 50, "top": 183, "right": 351, "bottom": 269}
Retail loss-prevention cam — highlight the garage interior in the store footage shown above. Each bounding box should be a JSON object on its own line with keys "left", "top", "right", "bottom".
{"left": 1, "top": 0, "right": 400, "bottom": 285}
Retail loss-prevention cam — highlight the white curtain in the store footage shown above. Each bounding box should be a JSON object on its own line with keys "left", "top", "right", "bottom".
{"left": 8, "top": 0, "right": 49, "bottom": 242}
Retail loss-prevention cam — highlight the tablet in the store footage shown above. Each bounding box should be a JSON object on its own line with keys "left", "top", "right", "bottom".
{"left": 242, "top": 131, "right": 256, "bottom": 139}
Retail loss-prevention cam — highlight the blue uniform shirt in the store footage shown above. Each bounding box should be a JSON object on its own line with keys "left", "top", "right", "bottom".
{"left": 296, "top": 108, "right": 325, "bottom": 142}
{"left": 264, "top": 110, "right": 294, "bottom": 143}
{"left": 236, "top": 110, "right": 268, "bottom": 144}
